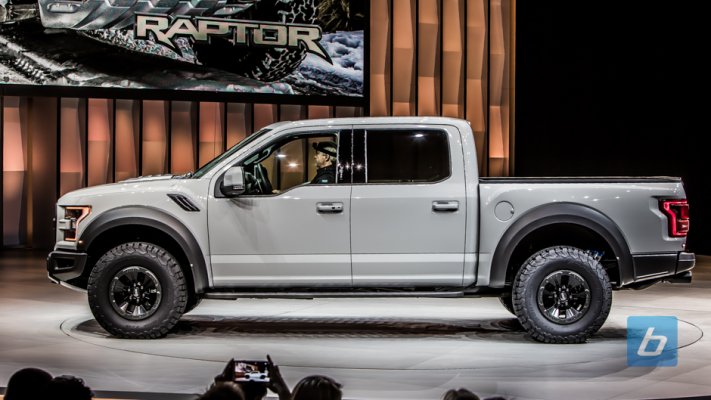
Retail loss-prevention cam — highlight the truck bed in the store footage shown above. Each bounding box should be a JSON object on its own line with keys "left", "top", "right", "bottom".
{"left": 480, "top": 176, "right": 682, "bottom": 184}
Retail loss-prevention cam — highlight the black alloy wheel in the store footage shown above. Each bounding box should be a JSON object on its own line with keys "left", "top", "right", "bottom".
{"left": 109, "top": 266, "right": 163, "bottom": 320}
{"left": 536, "top": 270, "right": 591, "bottom": 324}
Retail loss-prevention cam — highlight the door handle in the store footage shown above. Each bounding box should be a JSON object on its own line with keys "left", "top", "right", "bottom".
{"left": 317, "top": 202, "right": 344, "bottom": 213}
{"left": 432, "top": 201, "right": 459, "bottom": 212}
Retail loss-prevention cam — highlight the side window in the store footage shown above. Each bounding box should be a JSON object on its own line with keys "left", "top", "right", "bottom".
{"left": 241, "top": 132, "right": 342, "bottom": 195}
{"left": 365, "top": 130, "right": 450, "bottom": 183}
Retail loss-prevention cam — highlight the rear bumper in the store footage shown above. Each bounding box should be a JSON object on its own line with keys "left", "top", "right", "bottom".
{"left": 632, "top": 252, "right": 695, "bottom": 283}
{"left": 47, "top": 250, "right": 88, "bottom": 282}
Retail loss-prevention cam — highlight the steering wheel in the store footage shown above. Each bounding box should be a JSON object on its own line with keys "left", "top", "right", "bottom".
{"left": 253, "top": 163, "right": 273, "bottom": 194}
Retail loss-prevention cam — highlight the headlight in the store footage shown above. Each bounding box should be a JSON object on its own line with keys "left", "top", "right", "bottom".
{"left": 58, "top": 206, "right": 91, "bottom": 241}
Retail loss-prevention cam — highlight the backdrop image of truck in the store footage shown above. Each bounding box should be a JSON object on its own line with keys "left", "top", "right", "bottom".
{"left": 0, "top": 0, "right": 365, "bottom": 97}
{"left": 46, "top": 117, "right": 695, "bottom": 344}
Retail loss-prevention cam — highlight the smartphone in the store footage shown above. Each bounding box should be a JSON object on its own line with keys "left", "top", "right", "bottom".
{"left": 234, "top": 360, "right": 270, "bottom": 383}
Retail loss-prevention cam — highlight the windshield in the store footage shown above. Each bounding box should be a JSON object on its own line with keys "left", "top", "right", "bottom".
{"left": 192, "top": 128, "right": 272, "bottom": 179}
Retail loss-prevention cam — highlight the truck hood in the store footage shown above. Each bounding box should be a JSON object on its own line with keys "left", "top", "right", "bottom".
{"left": 120, "top": 174, "right": 175, "bottom": 183}
{"left": 57, "top": 175, "right": 188, "bottom": 205}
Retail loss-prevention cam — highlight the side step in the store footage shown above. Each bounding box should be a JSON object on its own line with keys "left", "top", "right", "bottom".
{"left": 665, "top": 271, "right": 692, "bottom": 284}
{"left": 204, "top": 290, "right": 467, "bottom": 300}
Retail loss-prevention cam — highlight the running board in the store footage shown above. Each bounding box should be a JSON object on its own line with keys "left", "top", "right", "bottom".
{"left": 204, "top": 290, "right": 468, "bottom": 300}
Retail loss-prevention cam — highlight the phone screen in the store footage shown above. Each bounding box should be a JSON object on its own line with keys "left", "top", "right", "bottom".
{"left": 234, "top": 360, "right": 270, "bottom": 383}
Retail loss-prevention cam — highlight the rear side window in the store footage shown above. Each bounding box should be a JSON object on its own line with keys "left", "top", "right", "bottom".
{"left": 365, "top": 130, "right": 450, "bottom": 183}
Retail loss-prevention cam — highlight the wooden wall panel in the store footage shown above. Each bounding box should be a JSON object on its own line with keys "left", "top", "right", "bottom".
{"left": 307, "top": 106, "right": 333, "bottom": 119}
{"left": 467, "top": 0, "right": 488, "bottom": 174}
{"left": 142, "top": 100, "right": 169, "bottom": 175}
{"left": 29, "top": 97, "right": 58, "bottom": 249}
{"left": 2, "top": 97, "right": 28, "bottom": 246}
{"left": 59, "top": 98, "right": 86, "bottom": 196}
{"left": 1, "top": 97, "right": 58, "bottom": 247}
{"left": 370, "top": 0, "right": 391, "bottom": 116}
{"left": 417, "top": 0, "right": 441, "bottom": 116}
{"left": 335, "top": 107, "right": 364, "bottom": 117}
{"left": 87, "top": 99, "right": 114, "bottom": 186}
{"left": 114, "top": 100, "right": 140, "bottom": 181}
{"left": 442, "top": 0, "right": 465, "bottom": 118}
{"left": 488, "top": 0, "right": 511, "bottom": 176}
{"left": 199, "top": 102, "right": 225, "bottom": 167}
{"left": 366, "top": 0, "right": 512, "bottom": 176}
{"left": 253, "top": 104, "right": 277, "bottom": 131}
{"left": 226, "top": 103, "right": 251, "bottom": 148}
{"left": 171, "top": 101, "right": 197, "bottom": 174}
{"left": 392, "top": 0, "right": 417, "bottom": 115}
{"left": 280, "top": 105, "right": 307, "bottom": 122}
{"left": 0, "top": 96, "right": 3, "bottom": 244}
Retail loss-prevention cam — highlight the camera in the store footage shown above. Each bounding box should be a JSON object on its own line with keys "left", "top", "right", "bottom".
{"left": 234, "top": 360, "right": 270, "bottom": 383}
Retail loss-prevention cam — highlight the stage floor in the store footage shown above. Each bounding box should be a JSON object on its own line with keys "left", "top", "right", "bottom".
{"left": 1, "top": 251, "right": 710, "bottom": 400}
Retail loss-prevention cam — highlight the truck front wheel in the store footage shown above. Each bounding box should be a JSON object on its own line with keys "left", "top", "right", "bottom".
{"left": 512, "top": 246, "right": 612, "bottom": 343}
{"left": 87, "top": 242, "right": 188, "bottom": 339}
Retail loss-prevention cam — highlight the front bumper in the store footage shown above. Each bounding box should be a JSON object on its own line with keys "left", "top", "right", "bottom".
{"left": 47, "top": 250, "right": 88, "bottom": 282}
{"left": 632, "top": 251, "right": 695, "bottom": 283}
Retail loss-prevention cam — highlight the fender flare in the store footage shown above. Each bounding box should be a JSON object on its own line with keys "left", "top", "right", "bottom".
{"left": 77, "top": 206, "right": 209, "bottom": 293}
{"left": 490, "top": 202, "right": 634, "bottom": 287}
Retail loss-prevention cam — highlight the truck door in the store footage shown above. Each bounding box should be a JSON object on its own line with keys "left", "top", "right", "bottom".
{"left": 350, "top": 125, "right": 467, "bottom": 286}
{"left": 207, "top": 127, "right": 353, "bottom": 287}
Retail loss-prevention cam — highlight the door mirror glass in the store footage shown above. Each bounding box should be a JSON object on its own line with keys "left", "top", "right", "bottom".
{"left": 221, "top": 166, "right": 246, "bottom": 197}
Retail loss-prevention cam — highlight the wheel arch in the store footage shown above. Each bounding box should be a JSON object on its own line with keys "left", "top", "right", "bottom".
{"left": 76, "top": 206, "right": 209, "bottom": 295}
{"left": 490, "top": 202, "right": 634, "bottom": 289}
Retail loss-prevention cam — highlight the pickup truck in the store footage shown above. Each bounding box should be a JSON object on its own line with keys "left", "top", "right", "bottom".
{"left": 47, "top": 117, "right": 695, "bottom": 343}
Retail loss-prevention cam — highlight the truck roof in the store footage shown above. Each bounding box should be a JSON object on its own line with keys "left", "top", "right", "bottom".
{"left": 263, "top": 116, "right": 472, "bottom": 132}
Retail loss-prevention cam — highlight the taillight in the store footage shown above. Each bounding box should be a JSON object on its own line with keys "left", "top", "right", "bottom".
{"left": 659, "top": 199, "right": 689, "bottom": 237}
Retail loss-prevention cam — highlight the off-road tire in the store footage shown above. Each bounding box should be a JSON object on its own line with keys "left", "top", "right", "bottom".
{"left": 512, "top": 246, "right": 612, "bottom": 344}
{"left": 499, "top": 292, "right": 515, "bottom": 315}
{"left": 194, "top": 0, "right": 318, "bottom": 82}
{"left": 87, "top": 242, "right": 188, "bottom": 339}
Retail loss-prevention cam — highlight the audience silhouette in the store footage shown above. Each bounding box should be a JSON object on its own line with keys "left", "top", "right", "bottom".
{"left": 5, "top": 362, "right": 502, "bottom": 400}
{"left": 4, "top": 367, "right": 52, "bottom": 400}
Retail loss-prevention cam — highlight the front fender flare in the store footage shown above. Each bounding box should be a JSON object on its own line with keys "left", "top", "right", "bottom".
{"left": 78, "top": 206, "right": 209, "bottom": 293}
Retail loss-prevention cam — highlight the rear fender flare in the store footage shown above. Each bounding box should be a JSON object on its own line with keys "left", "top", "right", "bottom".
{"left": 490, "top": 202, "right": 633, "bottom": 287}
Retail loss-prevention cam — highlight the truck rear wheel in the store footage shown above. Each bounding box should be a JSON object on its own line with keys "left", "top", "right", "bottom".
{"left": 512, "top": 246, "right": 612, "bottom": 343}
{"left": 87, "top": 242, "right": 188, "bottom": 339}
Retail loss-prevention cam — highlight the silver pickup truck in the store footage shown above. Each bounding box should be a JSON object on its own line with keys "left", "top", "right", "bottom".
{"left": 47, "top": 117, "right": 695, "bottom": 343}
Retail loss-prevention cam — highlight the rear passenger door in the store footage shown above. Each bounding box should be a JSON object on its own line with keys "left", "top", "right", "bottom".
{"left": 350, "top": 125, "right": 467, "bottom": 287}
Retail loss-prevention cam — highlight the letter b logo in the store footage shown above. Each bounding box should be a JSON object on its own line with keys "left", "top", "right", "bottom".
{"left": 637, "top": 327, "right": 667, "bottom": 356}
{"left": 627, "top": 316, "right": 678, "bottom": 367}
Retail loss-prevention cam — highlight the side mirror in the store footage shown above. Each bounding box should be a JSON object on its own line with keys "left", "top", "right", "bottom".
{"left": 221, "top": 166, "right": 246, "bottom": 197}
